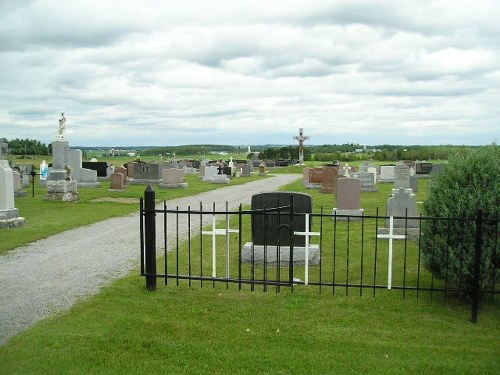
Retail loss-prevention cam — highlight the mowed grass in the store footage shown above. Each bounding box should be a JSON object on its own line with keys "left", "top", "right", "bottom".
{"left": 1, "top": 173, "right": 499, "bottom": 374}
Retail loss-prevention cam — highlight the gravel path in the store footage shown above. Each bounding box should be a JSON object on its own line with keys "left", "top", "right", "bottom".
{"left": 0, "top": 174, "right": 299, "bottom": 345}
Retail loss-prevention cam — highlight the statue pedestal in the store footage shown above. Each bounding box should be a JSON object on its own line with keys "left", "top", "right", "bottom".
{"left": 45, "top": 179, "right": 78, "bottom": 201}
{"left": 0, "top": 208, "right": 25, "bottom": 228}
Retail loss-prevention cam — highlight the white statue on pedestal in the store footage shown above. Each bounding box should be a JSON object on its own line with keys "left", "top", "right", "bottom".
{"left": 58, "top": 113, "right": 66, "bottom": 138}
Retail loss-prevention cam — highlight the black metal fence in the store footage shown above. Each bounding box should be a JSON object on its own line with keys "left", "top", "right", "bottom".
{"left": 139, "top": 187, "right": 499, "bottom": 323}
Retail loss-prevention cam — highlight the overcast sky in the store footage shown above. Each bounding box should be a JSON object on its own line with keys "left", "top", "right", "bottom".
{"left": 1, "top": 0, "right": 499, "bottom": 147}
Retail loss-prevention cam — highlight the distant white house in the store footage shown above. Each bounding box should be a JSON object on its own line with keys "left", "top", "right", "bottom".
{"left": 127, "top": 152, "right": 136, "bottom": 157}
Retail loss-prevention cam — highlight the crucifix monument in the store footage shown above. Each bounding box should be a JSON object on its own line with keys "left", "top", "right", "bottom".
{"left": 294, "top": 128, "right": 309, "bottom": 165}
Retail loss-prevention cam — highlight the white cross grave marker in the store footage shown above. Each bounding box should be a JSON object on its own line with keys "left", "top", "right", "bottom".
{"left": 293, "top": 213, "right": 320, "bottom": 285}
{"left": 376, "top": 216, "right": 406, "bottom": 289}
{"left": 202, "top": 212, "right": 239, "bottom": 279}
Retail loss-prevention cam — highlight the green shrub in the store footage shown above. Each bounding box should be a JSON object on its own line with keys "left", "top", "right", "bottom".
{"left": 422, "top": 145, "right": 500, "bottom": 296}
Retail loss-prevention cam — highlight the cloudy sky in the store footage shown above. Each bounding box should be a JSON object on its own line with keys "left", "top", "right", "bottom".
{"left": 1, "top": 0, "right": 499, "bottom": 147}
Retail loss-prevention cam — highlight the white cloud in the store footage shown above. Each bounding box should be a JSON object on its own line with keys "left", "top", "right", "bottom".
{"left": 0, "top": 0, "right": 499, "bottom": 146}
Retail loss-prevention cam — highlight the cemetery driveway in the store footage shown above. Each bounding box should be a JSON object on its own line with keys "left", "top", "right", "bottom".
{"left": 0, "top": 174, "right": 300, "bottom": 345}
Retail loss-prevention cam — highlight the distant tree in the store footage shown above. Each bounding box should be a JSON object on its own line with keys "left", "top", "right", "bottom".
{"left": 7, "top": 138, "right": 49, "bottom": 155}
{"left": 421, "top": 145, "right": 500, "bottom": 297}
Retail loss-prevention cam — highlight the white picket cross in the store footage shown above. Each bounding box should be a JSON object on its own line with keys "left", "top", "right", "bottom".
{"left": 293, "top": 213, "right": 320, "bottom": 285}
{"left": 376, "top": 216, "right": 406, "bottom": 289}
{"left": 201, "top": 213, "right": 239, "bottom": 279}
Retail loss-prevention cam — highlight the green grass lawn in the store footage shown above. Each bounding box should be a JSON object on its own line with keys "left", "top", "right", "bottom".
{"left": 1, "top": 172, "right": 499, "bottom": 374}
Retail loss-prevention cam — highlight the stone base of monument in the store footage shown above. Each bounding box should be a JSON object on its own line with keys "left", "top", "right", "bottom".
{"left": 108, "top": 188, "right": 125, "bottom": 192}
{"left": 77, "top": 182, "right": 101, "bottom": 188}
{"left": 303, "top": 182, "right": 321, "bottom": 189}
{"left": 129, "top": 179, "right": 162, "bottom": 185}
{"left": 203, "top": 175, "right": 230, "bottom": 184}
{"left": 159, "top": 182, "right": 188, "bottom": 189}
{"left": 0, "top": 208, "right": 25, "bottom": 228}
{"left": 377, "top": 227, "right": 420, "bottom": 240}
{"left": 332, "top": 208, "right": 364, "bottom": 221}
{"left": 45, "top": 180, "right": 78, "bottom": 201}
{"left": 15, "top": 190, "right": 28, "bottom": 197}
{"left": 360, "top": 186, "right": 378, "bottom": 192}
{"left": 242, "top": 243, "right": 320, "bottom": 267}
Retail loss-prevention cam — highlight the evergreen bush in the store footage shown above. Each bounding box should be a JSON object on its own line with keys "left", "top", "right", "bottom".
{"left": 422, "top": 145, "right": 500, "bottom": 297}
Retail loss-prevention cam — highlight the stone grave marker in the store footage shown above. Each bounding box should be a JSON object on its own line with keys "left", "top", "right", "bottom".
{"left": 130, "top": 163, "right": 161, "bottom": 184}
{"left": 242, "top": 192, "right": 320, "bottom": 266}
{"left": 333, "top": 178, "right": 364, "bottom": 220}
{"left": 319, "top": 166, "right": 338, "bottom": 194}
{"left": 409, "top": 175, "right": 418, "bottom": 193}
{"left": 354, "top": 171, "right": 377, "bottom": 192}
{"left": 0, "top": 142, "right": 25, "bottom": 228}
{"left": 379, "top": 165, "right": 395, "bottom": 182}
{"left": 114, "top": 166, "right": 129, "bottom": 185}
{"left": 160, "top": 169, "right": 187, "bottom": 189}
{"left": 415, "top": 162, "right": 433, "bottom": 175}
{"left": 82, "top": 161, "right": 108, "bottom": 177}
{"left": 45, "top": 114, "right": 78, "bottom": 201}
{"left": 394, "top": 163, "right": 410, "bottom": 189}
{"left": 69, "top": 149, "right": 101, "bottom": 188}
{"left": 241, "top": 165, "right": 251, "bottom": 177}
{"left": 378, "top": 187, "right": 419, "bottom": 239}
{"left": 109, "top": 173, "right": 125, "bottom": 191}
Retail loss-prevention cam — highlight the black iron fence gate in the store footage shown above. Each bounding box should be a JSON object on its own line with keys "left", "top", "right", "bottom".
{"left": 139, "top": 186, "right": 499, "bottom": 323}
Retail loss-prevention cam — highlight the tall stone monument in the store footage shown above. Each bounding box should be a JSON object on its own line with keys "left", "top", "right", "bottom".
{"left": 0, "top": 139, "right": 25, "bottom": 228}
{"left": 293, "top": 128, "right": 309, "bottom": 165}
{"left": 45, "top": 113, "right": 78, "bottom": 201}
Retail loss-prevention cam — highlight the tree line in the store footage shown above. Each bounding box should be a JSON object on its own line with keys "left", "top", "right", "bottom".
{"left": 5, "top": 138, "right": 49, "bottom": 155}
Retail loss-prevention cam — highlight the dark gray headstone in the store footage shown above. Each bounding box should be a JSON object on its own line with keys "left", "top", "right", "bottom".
{"left": 416, "top": 162, "right": 433, "bottom": 174}
{"left": 251, "top": 192, "right": 312, "bottom": 246}
{"left": 82, "top": 162, "right": 108, "bottom": 177}
{"left": 222, "top": 166, "right": 232, "bottom": 176}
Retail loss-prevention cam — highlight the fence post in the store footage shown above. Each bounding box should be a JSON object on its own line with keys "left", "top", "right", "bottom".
{"left": 144, "top": 185, "right": 157, "bottom": 291}
{"left": 471, "top": 209, "right": 483, "bottom": 323}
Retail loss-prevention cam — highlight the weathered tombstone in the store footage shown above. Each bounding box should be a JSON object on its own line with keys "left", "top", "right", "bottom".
{"left": 241, "top": 165, "right": 251, "bottom": 177}
{"left": 409, "top": 175, "right": 418, "bottom": 193}
{"left": 258, "top": 162, "right": 266, "bottom": 176}
{"left": 13, "top": 171, "right": 26, "bottom": 197}
{"left": 333, "top": 178, "right": 364, "bottom": 220}
{"left": 319, "top": 166, "right": 338, "bottom": 194}
{"left": 303, "top": 167, "right": 322, "bottom": 189}
{"left": 379, "top": 165, "right": 395, "bottom": 182}
{"left": 109, "top": 173, "right": 125, "bottom": 191}
{"left": 415, "top": 162, "right": 433, "bottom": 175}
{"left": 114, "top": 166, "right": 129, "bottom": 185}
{"left": 377, "top": 187, "right": 419, "bottom": 239}
{"left": 0, "top": 140, "right": 25, "bottom": 228}
{"left": 394, "top": 163, "right": 410, "bottom": 189}
{"left": 159, "top": 169, "right": 187, "bottom": 189}
{"left": 199, "top": 165, "right": 206, "bottom": 177}
{"left": 82, "top": 161, "right": 108, "bottom": 177}
{"left": 202, "top": 166, "right": 218, "bottom": 181}
{"left": 130, "top": 163, "right": 161, "bottom": 184}
{"left": 69, "top": 149, "right": 101, "bottom": 188}
{"left": 354, "top": 171, "right": 378, "bottom": 192}
{"left": 45, "top": 114, "right": 78, "bottom": 201}
{"left": 242, "top": 192, "right": 320, "bottom": 265}
{"left": 222, "top": 166, "right": 233, "bottom": 178}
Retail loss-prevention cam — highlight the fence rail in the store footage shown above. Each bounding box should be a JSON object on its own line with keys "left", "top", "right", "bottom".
{"left": 139, "top": 187, "right": 499, "bottom": 323}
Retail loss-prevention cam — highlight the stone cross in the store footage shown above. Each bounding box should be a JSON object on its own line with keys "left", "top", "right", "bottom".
{"left": 293, "top": 128, "right": 309, "bottom": 164}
